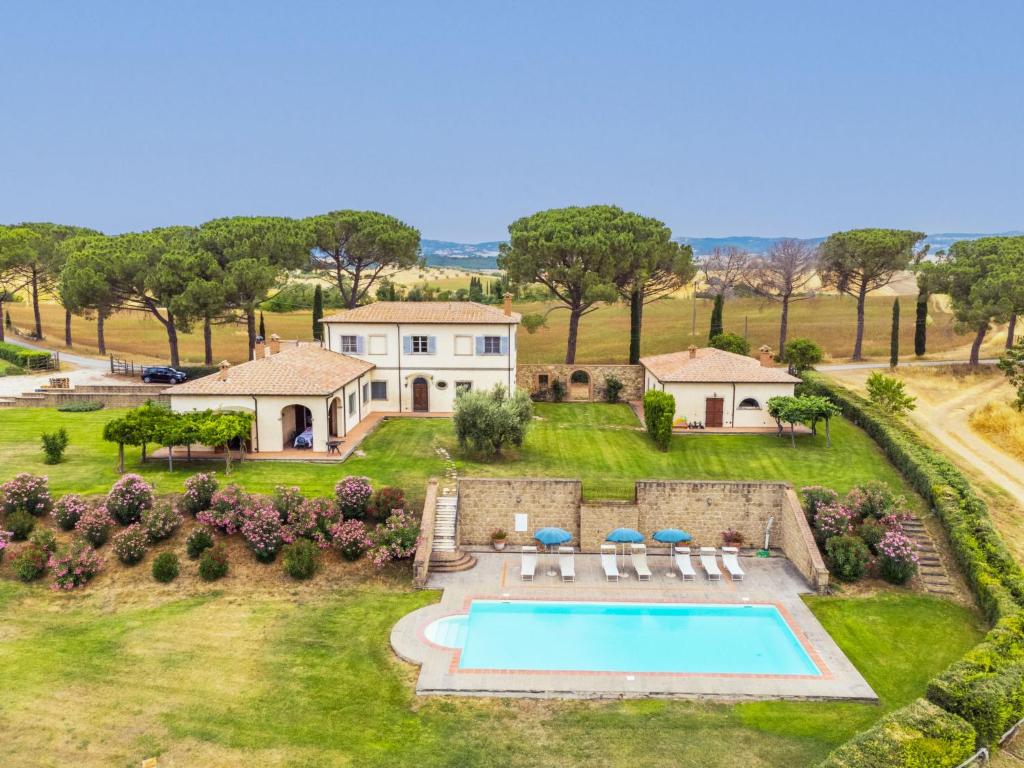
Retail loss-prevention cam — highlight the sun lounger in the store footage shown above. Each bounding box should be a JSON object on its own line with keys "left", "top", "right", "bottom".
{"left": 520, "top": 545, "right": 537, "bottom": 581}
{"left": 558, "top": 546, "right": 575, "bottom": 582}
{"left": 700, "top": 547, "right": 722, "bottom": 581}
{"left": 600, "top": 544, "right": 619, "bottom": 581}
{"left": 674, "top": 546, "right": 696, "bottom": 580}
{"left": 721, "top": 546, "right": 745, "bottom": 581}
{"left": 631, "top": 543, "right": 652, "bottom": 581}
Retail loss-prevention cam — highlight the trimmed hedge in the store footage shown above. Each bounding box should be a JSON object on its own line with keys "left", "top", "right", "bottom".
{"left": 819, "top": 699, "right": 975, "bottom": 768}
{"left": 0, "top": 341, "right": 52, "bottom": 369}
{"left": 642, "top": 390, "right": 675, "bottom": 451}
{"left": 177, "top": 365, "right": 218, "bottom": 380}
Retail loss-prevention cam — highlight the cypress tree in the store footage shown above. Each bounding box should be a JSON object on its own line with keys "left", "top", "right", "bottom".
{"left": 914, "top": 290, "right": 928, "bottom": 356}
{"left": 258, "top": 312, "right": 266, "bottom": 340}
{"left": 708, "top": 294, "right": 724, "bottom": 342}
{"left": 312, "top": 284, "right": 324, "bottom": 341}
{"left": 890, "top": 298, "right": 900, "bottom": 368}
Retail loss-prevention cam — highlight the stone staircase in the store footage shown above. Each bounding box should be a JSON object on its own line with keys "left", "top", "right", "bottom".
{"left": 0, "top": 383, "right": 167, "bottom": 409}
{"left": 428, "top": 494, "right": 476, "bottom": 573}
{"left": 903, "top": 516, "right": 955, "bottom": 596}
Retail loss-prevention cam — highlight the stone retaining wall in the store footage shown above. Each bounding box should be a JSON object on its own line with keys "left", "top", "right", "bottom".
{"left": 516, "top": 364, "right": 644, "bottom": 402}
{"left": 412, "top": 479, "right": 438, "bottom": 589}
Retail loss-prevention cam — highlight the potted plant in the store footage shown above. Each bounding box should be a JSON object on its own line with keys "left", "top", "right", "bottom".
{"left": 722, "top": 528, "right": 744, "bottom": 547}
{"left": 491, "top": 528, "right": 508, "bottom": 551}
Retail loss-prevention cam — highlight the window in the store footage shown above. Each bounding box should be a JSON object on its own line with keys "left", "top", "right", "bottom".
{"left": 348, "top": 391, "right": 356, "bottom": 413}
{"left": 411, "top": 335, "right": 428, "bottom": 354}
{"left": 738, "top": 397, "right": 761, "bottom": 410}
{"left": 362, "top": 383, "right": 370, "bottom": 403}
{"left": 537, "top": 374, "right": 549, "bottom": 388}
{"left": 454, "top": 335, "right": 473, "bottom": 355}
{"left": 340, "top": 335, "right": 359, "bottom": 354}
{"left": 368, "top": 335, "right": 387, "bottom": 355}
{"left": 371, "top": 381, "right": 388, "bottom": 400}
{"left": 484, "top": 336, "right": 501, "bottom": 354}
{"left": 435, "top": 380, "right": 448, "bottom": 390}
{"left": 455, "top": 381, "right": 472, "bottom": 393}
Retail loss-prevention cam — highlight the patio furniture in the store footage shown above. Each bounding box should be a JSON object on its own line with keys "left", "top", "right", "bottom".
{"left": 535, "top": 528, "right": 572, "bottom": 576}
{"left": 721, "top": 546, "right": 746, "bottom": 581}
{"left": 631, "top": 543, "right": 652, "bottom": 581}
{"left": 654, "top": 529, "right": 692, "bottom": 577}
{"left": 558, "top": 546, "right": 575, "bottom": 582}
{"left": 600, "top": 544, "right": 619, "bottom": 581}
{"left": 700, "top": 547, "right": 722, "bottom": 581}
{"left": 674, "top": 546, "right": 696, "bottom": 581}
{"left": 606, "top": 528, "right": 644, "bottom": 578}
{"left": 520, "top": 545, "right": 537, "bottom": 581}
{"left": 326, "top": 438, "right": 344, "bottom": 455}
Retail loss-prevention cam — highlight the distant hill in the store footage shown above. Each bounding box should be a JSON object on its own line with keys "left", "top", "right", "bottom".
{"left": 421, "top": 232, "right": 1023, "bottom": 270}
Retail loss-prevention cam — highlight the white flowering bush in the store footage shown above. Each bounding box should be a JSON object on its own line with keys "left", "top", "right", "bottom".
{"left": 181, "top": 472, "right": 218, "bottom": 516}
{"left": 52, "top": 493, "right": 89, "bottom": 531}
{"left": 1, "top": 473, "right": 53, "bottom": 517}
{"left": 106, "top": 474, "right": 154, "bottom": 525}
{"left": 112, "top": 524, "right": 148, "bottom": 565}
{"left": 75, "top": 505, "right": 115, "bottom": 546}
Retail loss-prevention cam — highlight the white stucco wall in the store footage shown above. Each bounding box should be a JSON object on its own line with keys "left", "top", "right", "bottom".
{"left": 642, "top": 374, "right": 795, "bottom": 428}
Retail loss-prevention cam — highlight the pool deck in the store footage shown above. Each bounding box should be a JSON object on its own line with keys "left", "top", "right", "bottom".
{"left": 391, "top": 552, "right": 878, "bottom": 701}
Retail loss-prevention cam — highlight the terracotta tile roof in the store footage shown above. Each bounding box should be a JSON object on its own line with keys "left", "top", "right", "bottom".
{"left": 640, "top": 347, "right": 801, "bottom": 384}
{"left": 322, "top": 301, "right": 520, "bottom": 324}
{"left": 166, "top": 345, "right": 374, "bottom": 396}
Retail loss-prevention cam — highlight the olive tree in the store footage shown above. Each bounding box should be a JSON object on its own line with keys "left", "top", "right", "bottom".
{"left": 453, "top": 384, "right": 533, "bottom": 456}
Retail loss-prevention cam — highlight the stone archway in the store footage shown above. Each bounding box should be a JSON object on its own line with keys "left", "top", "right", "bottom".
{"left": 569, "top": 370, "right": 591, "bottom": 401}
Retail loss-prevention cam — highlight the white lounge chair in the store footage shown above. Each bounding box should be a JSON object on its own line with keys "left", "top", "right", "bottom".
{"left": 722, "top": 546, "right": 745, "bottom": 581}
{"left": 700, "top": 547, "right": 722, "bottom": 581}
{"left": 631, "top": 543, "right": 652, "bottom": 581}
{"left": 674, "top": 546, "right": 696, "bottom": 581}
{"left": 601, "top": 544, "right": 619, "bottom": 581}
{"left": 559, "top": 546, "right": 575, "bottom": 582}
{"left": 521, "top": 545, "right": 537, "bottom": 581}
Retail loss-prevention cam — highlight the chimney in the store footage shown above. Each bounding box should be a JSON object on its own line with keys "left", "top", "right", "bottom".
{"left": 688, "top": 345, "right": 697, "bottom": 359}
{"left": 269, "top": 333, "right": 281, "bottom": 355}
{"left": 254, "top": 340, "right": 266, "bottom": 359}
{"left": 503, "top": 293, "right": 513, "bottom": 317}
{"left": 217, "top": 360, "right": 231, "bottom": 381}
{"left": 759, "top": 345, "right": 773, "bottom": 367}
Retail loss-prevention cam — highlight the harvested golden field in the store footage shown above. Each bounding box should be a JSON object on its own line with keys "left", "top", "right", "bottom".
{"left": 970, "top": 401, "right": 1024, "bottom": 462}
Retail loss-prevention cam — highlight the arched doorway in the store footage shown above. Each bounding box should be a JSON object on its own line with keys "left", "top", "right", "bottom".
{"left": 569, "top": 370, "right": 591, "bottom": 401}
{"left": 328, "top": 397, "right": 342, "bottom": 437}
{"left": 412, "top": 377, "right": 429, "bottom": 412}
{"left": 282, "top": 404, "right": 314, "bottom": 448}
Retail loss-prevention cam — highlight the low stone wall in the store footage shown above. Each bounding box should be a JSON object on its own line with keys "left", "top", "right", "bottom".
{"left": 457, "top": 478, "right": 582, "bottom": 547}
{"left": 516, "top": 364, "right": 644, "bottom": 402}
{"left": 779, "top": 488, "right": 830, "bottom": 592}
{"left": 412, "top": 479, "right": 438, "bottom": 589}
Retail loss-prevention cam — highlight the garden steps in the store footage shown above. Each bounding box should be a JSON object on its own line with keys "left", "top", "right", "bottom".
{"left": 901, "top": 517, "right": 955, "bottom": 596}
{"left": 429, "top": 494, "right": 476, "bottom": 572}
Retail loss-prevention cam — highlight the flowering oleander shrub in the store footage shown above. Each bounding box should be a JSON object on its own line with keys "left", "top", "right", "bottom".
{"left": 330, "top": 519, "right": 371, "bottom": 561}
{"left": 825, "top": 534, "right": 871, "bottom": 582}
{"left": 198, "top": 543, "right": 229, "bottom": 581}
{"left": 1, "top": 473, "right": 53, "bottom": 517}
{"left": 844, "top": 480, "right": 903, "bottom": 521}
{"left": 282, "top": 539, "right": 318, "bottom": 580}
{"left": 12, "top": 542, "right": 49, "bottom": 582}
{"left": 106, "top": 474, "right": 154, "bottom": 525}
{"left": 281, "top": 497, "right": 333, "bottom": 548}
{"left": 5, "top": 510, "right": 35, "bottom": 541}
{"left": 812, "top": 503, "right": 856, "bottom": 544}
{"left": 335, "top": 476, "right": 372, "bottom": 519}
{"left": 29, "top": 527, "right": 58, "bottom": 554}
{"left": 181, "top": 472, "right": 218, "bottom": 516}
{"left": 185, "top": 526, "right": 215, "bottom": 559}
{"left": 368, "top": 486, "right": 405, "bottom": 523}
{"left": 310, "top": 497, "right": 342, "bottom": 540}
{"left": 271, "top": 485, "right": 305, "bottom": 521}
{"left": 76, "top": 505, "right": 114, "bottom": 546}
{"left": 858, "top": 517, "right": 887, "bottom": 555}
{"left": 367, "top": 509, "right": 420, "bottom": 568}
{"left": 112, "top": 524, "right": 148, "bottom": 565}
{"left": 197, "top": 485, "right": 248, "bottom": 534}
{"left": 0, "top": 529, "right": 11, "bottom": 560}
{"left": 52, "top": 493, "right": 89, "bottom": 530}
{"left": 141, "top": 501, "right": 182, "bottom": 542}
{"left": 152, "top": 551, "right": 180, "bottom": 583}
{"left": 800, "top": 486, "right": 839, "bottom": 522}
{"left": 880, "top": 511, "right": 914, "bottom": 533}
{"left": 240, "top": 499, "right": 284, "bottom": 563}
{"left": 50, "top": 540, "right": 103, "bottom": 590}
{"left": 878, "top": 529, "right": 919, "bottom": 584}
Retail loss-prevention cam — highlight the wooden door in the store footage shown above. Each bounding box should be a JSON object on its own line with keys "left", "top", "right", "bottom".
{"left": 413, "top": 378, "right": 429, "bottom": 412}
{"left": 705, "top": 397, "right": 724, "bottom": 428}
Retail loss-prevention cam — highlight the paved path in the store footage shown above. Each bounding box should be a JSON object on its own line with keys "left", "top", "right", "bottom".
{"left": 2, "top": 336, "right": 110, "bottom": 371}
{"left": 818, "top": 358, "right": 997, "bottom": 372}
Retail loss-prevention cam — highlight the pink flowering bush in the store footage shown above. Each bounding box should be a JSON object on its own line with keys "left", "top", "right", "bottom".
{"left": 878, "top": 529, "right": 919, "bottom": 584}
{"left": 271, "top": 485, "right": 305, "bottom": 520}
{"left": 50, "top": 540, "right": 103, "bottom": 590}
{"left": 800, "top": 486, "right": 839, "bottom": 522}
{"left": 141, "top": 501, "right": 182, "bottom": 542}
{"left": 181, "top": 472, "right": 218, "bottom": 516}
{"left": 812, "top": 503, "right": 856, "bottom": 544}
{"left": 844, "top": 481, "right": 903, "bottom": 521}
{"left": 282, "top": 497, "right": 334, "bottom": 548}
{"left": 330, "top": 519, "right": 371, "bottom": 561}
{"left": 367, "top": 509, "right": 420, "bottom": 568}
{"left": 52, "top": 493, "right": 89, "bottom": 531}
{"left": 240, "top": 498, "right": 284, "bottom": 562}
{"left": 0, "top": 529, "right": 12, "bottom": 560}
{"left": 880, "top": 511, "right": 914, "bottom": 532}
{"left": 197, "top": 485, "right": 248, "bottom": 534}
{"left": 335, "top": 476, "right": 372, "bottom": 519}
{"left": 75, "top": 504, "right": 115, "bottom": 546}
{"left": 1, "top": 473, "right": 53, "bottom": 517}
{"left": 112, "top": 524, "right": 148, "bottom": 565}
{"left": 106, "top": 473, "right": 154, "bottom": 525}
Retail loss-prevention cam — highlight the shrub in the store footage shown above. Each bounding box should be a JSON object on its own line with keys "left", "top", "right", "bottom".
{"left": 1, "top": 473, "right": 52, "bottom": 517}
{"left": 865, "top": 371, "right": 916, "bottom": 415}
{"left": 56, "top": 400, "right": 104, "bottom": 412}
{"left": 709, "top": 332, "right": 750, "bottom": 356}
{"left": 40, "top": 427, "right": 69, "bottom": 464}
{"left": 197, "top": 485, "right": 247, "bottom": 534}
{"left": 800, "top": 486, "right": 840, "bottom": 521}
{"left": 6, "top": 510, "right": 36, "bottom": 540}
{"left": 271, "top": 485, "right": 305, "bottom": 521}
{"left": 784, "top": 337, "right": 822, "bottom": 374}
{"left": 152, "top": 551, "right": 180, "bottom": 582}
{"left": 452, "top": 384, "right": 534, "bottom": 455}
{"left": 878, "top": 529, "right": 918, "bottom": 584}
{"left": 549, "top": 379, "right": 566, "bottom": 402}
{"left": 643, "top": 390, "right": 675, "bottom": 451}
{"left": 185, "top": 526, "right": 214, "bottom": 559}
{"left": 181, "top": 472, "right": 218, "bottom": 516}
{"left": 198, "top": 543, "right": 229, "bottom": 581}
{"left": 75, "top": 505, "right": 114, "bottom": 546}
{"left": 331, "top": 519, "right": 371, "bottom": 561}
{"left": 50, "top": 540, "right": 103, "bottom": 591}
{"left": 335, "top": 476, "right": 373, "bottom": 520}
{"left": 141, "top": 501, "right": 181, "bottom": 542}
{"left": 0, "top": 529, "right": 10, "bottom": 560}
{"left": 721, "top": 528, "right": 744, "bottom": 546}
{"left": 858, "top": 518, "right": 887, "bottom": 555}
{"left": 52, "top": 493, "right": 88, "bottom": 530}
{"left": 12, "top": 543, "right": 49, "bottom": 582}
{"left": 825, "top": 535, "right": 871, "bottom": 582}
{"left": 28, "top": 527, "right": 58, "bottom": 554}
{"left": 369, "top": 486, "right": 406, "bottom": 523}
{"left": 240, "top": 499, "right": 284, "bottom": 563}
{"left": 112, "top": 524, "right": 148, "bottom": 565}
{"left": 105, "top": 473, "right": 154, "bottom": 525}
{"left": 282, "top": 497, "right": 334, "bottom": 547}
{"left": 282, "top": 539, "right": 319, "bottom": 580}
{"left": 603, "top": 375, "right": 624, "bottom": 403}
{"left": 812, "top": 503, "right": 855, "bottom": 544}
{"left": 844, "top": 481, "right": 902, "bottom": 520}
{"left": 0, "top": 341, "right": 52, "bottom": 368}
{"left": 367, "top": 509, "right": 420, "bottom": 568}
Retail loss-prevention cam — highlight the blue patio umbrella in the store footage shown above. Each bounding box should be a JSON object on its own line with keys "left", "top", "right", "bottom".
{"left": 653, "top": 529, "right": 692, "bottom": 544}
{"left": 534, "top": 527, "right": 572, "bottom": 547}
{"left": 606, "top": 528, "right": 644, "bottom": 576}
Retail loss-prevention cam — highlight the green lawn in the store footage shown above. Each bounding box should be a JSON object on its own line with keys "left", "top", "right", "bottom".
{"left": 0, "top": 580, "right": 983, "bottom": 768}
{"left": 0, "top": 403, "right": 920, "bottom": 503}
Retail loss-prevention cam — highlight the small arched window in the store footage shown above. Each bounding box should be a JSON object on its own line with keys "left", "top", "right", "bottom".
{"left": 738, "top": 397, "right": 761, "bottom": 410}
{"left": 570, "top": 370, "right": 590, "bottom": 384}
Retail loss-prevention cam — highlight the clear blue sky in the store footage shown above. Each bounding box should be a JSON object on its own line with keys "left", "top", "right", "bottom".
{"left": 2, "top": 1, "right": 1022, "bottom": 241}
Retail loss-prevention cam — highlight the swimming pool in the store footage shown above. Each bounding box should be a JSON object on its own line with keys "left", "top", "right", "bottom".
{"left": 425, "top": 600, "right": 821, "bottom": 676}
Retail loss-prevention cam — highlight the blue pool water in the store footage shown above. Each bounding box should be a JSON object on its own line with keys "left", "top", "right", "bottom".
{"left": 425, "top": 601, "right": 820, "bottom": 676}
